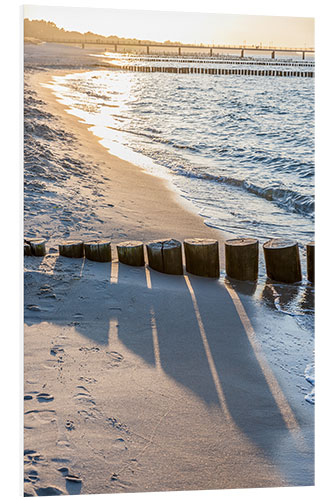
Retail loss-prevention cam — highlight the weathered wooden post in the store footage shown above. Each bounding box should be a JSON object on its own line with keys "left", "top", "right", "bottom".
{"left": 225, "top": 238, "right": 259, "bottom": 281}
{"left": 59, "top": 240, "right": 84, "bottom": 258}
{"left": 84, "top": 240, "right": 111, "bottom": 262}
{"left": 24, "top": 243, "right": 32, "bottom": 256}
{"left": 184, "top": 238, "right": 220, "bottom": 278}
{"left": 26, "top": 238, "right": 46, "bottom": 256}
{"left": 263, "top": 238, "right": 302, "bottom": 283}
{"left": 306, "top": 241, "right": 315, "bottom": 284}
{"left": 116, "top": 241, "right": 144, "bottom": 267}
{"left": 146, "top": 239, "right": 183, "bottom": 275}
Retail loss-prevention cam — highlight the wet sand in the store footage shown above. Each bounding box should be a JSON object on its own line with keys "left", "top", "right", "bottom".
{"left": 24, "top": 43, "right": 314, "bottom": 496}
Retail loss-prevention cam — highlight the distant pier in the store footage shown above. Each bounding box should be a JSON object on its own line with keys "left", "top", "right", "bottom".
{"left": 42, "top": 38, "right": 314, "bottom": 60}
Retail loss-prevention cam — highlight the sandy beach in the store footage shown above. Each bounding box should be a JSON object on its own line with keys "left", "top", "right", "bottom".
{"left": 24, "top": 43, "right": 314, "bottom": 496}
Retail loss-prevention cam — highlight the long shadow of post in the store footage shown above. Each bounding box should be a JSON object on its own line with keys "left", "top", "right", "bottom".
{"left": 186, "top": 274, "right": 313, "bottom": 484}
{"left": 147, "top": 269, "right": 221, "bottom": 406}
{"left": 115, "top": 262, "right": 156, "bottom": 367}
{"left": 187, "top": 276, "right": 287, "bottom": 430}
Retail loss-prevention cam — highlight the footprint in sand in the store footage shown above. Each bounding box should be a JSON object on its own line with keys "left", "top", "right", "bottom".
{"left": 26, "top": 304, "right": 41, "bottom": 312}
{"left": 38, "top": 285, "right": 56, "bottom": 299}
{"left": 105, "top": 351, "right": 124, "bottom": 369}
{"left": 79, "top": 346, "right": 100, "bottom": 353}
{"left": 25, "top": 409, "right": 57, "bottom": 429}
{"left": 110, "top": 473, "right": 132, "bottom": 489}
{"left": 58, "top": 466, "right": 82, "bottom": 483}
{"left": 106, "top": 417, "right": 130, "bottom": 434}
{"left": 66, "top": 473, "right": 82, "bottom": 483}
{"left": 112, "top": 438, "right": 128, "bottom": 452}
{"left": 56, "top": 439, "right": 70, "bottom": 449}
{"left": 34, "top": 486, "right": 65, "bottom": 496}
{"left": 24, "top": 450, "right": 47, "bottom": 467}
{"left": 57, "top": 466, "right": 69, "bottom": 475}
{"left": 78, "top": 376, "right": 97, "bottom": 384}
{"left": 38, "top": 284, "right": 52, "bottom": 294}
{"left": 37, "top": 393, "right": 54, "bottom": 403}
{"left": 74, "top": 386, "right": 95, "bottom": 406}
{"left": 65, "top": 420, "right": 75, "bottom": 431}
{"left": 78, "top": 407, "right": 102, "bottom": 421}
{"left": 24, "top": 468, "right": 40, "bottom": 484}
{"left": 106, "top": 351, "right": 123, "bottom": 359}
{"left": 51, "top": 457, "right": 71, "bottom": 465}
{"left": 44, "top": 345, "right": 65, "bottom": 370}
{"left": 50, "top": 345, "right": 64, "bottom": 356}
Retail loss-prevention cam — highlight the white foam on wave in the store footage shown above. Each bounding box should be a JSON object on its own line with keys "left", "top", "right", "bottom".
{"left": 304, "top": 361, "right": 315, "bottom": 404}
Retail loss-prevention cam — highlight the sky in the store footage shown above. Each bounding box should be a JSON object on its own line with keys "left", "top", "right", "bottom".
{"left": 23, "top": 5, "right": 314, "bottom": 48}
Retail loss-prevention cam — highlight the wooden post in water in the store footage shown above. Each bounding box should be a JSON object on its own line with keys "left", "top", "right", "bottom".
{"left": 306, "top": 241, "right": 315, "bottom": 284}
{"left": 26, "top": 238, "right": 46, "bottom": 256}
{"left": 225, "top": 238, "right": 259, "bottom": 281}
{"left": 146, "top": 239, "right": 183, "bottom": 275}
{"left": 84, "top": 240, "right": 111, "bottom": 262}
{"left": 59, "top": 240, "right": 84, "bottom": 258}
{"left": 184, "top": 238, "right": 220, "bottom": 278}
{"left": 263, "top": 238, "right": 302, "bottom": 283}
{"left": 116, "top": 241, "right": 144, "bottom": 267}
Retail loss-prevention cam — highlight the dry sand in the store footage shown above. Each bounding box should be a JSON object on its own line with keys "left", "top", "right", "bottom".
{"left": 24, "top": 43, "right": 314, "bottom": 496}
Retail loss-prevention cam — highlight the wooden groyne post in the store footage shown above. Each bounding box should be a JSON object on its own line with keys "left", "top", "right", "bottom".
{"left": 59, "top": 240, "right": 84, "bottom": 258}
{"left": 117, "top": 241, "right": 145, "bottom": 266}
{"left": 263, "top": 238, "right": 302, "bottom": 283}
{"left": 84, "top": 240, "right": 112, "bottom": 262}
{"left": 184, "top": 238, "right": 220, "bottom": 278}
{"left": 146, "top": 239, "right": 183, "bottom": 275}
{"left": 25, "top": 238, "right": 46, "bottom": 256}
{"left": 225, "top": 238, "right": 259, "bottom": 281}
{"left": 24, "top": 243, "right": 32, "bottom": 256}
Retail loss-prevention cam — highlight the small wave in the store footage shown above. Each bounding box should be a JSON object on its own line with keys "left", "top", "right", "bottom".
{"left": 105, "top": 124, "right": 200, "bottom": 153}
{"left": 169, "top": 168, "right": 314, "bottom": 217}
{"left": 244, "top": 182, "right": 314, "bottom": 216}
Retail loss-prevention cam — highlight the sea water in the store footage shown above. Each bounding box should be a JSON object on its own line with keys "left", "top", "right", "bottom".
{"left": 50, "top": 54, "right": 314, "bottom": 250}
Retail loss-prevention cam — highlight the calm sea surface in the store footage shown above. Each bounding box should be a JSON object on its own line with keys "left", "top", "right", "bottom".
{"left": 50, "top": 54, "right": 314, "bottom": 273}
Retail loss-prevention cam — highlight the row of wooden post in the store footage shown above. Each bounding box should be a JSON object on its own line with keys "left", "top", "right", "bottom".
{"left": 121, "top": 65, "right": 314, "bottom": 78}
{"left": 225, "top": 238, "right": 314, "bottom": 284}
{"left": 136, "top": 57, "right": 314, "bottom": 68}
{"left": 24, "top": 236, "right": 314, "bottom": 284}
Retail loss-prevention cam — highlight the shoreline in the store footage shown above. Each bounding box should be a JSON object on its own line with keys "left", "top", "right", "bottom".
{"left": 24, "top": 43, "right": 314, "bottom": 496}
{"left": 27, "top": 65, "right": 227, "bottom": 265}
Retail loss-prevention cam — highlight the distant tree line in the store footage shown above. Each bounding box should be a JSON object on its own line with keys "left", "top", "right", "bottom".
{"left": 24, "top": 19, "right": 182, "bottom": 46}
